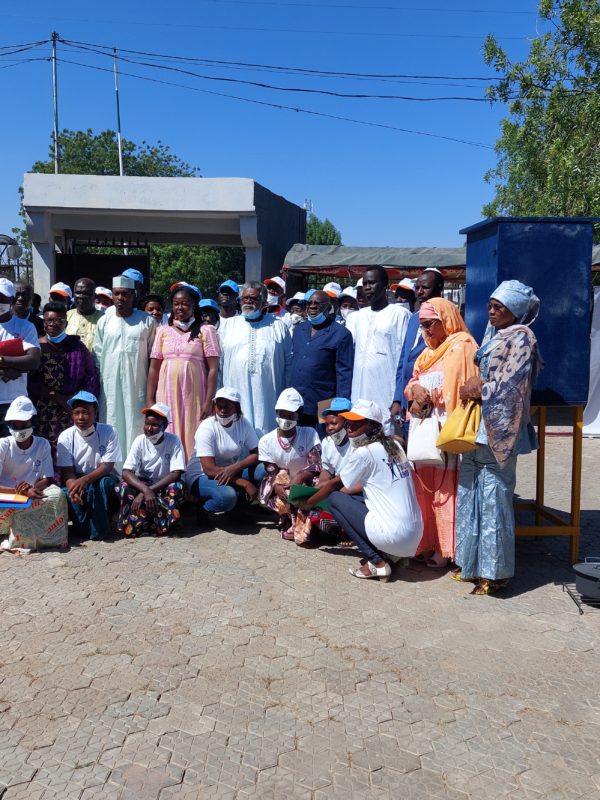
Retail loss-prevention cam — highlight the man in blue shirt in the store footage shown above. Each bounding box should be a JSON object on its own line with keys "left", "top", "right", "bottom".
{"left": 390, "top": 268, "right": 444, "bottom": 439}
{"left": 291, "top": 290, "right": 354, "bottom": 429}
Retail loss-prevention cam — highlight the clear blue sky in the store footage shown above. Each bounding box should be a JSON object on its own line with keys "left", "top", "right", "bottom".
{"left": 1, "top": 0, "right": 542, "bottom": 247}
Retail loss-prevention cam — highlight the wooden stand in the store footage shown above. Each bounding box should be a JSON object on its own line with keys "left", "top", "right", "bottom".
{"left": 514, "top": 406, "right": 583, "bottom": 564}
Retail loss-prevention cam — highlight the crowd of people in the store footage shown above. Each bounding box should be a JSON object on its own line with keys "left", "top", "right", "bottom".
{"left": 0, "top": 265, "right": 541, "bottom": 595}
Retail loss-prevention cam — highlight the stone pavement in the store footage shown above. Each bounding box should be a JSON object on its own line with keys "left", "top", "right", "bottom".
{"left": 0, "top": 436, "right": 599, "bottom": 799}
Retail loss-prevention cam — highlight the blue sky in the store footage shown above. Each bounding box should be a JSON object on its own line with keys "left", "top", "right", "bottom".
{"left": 1, "top": 0, "right": 542, "bottom": 248}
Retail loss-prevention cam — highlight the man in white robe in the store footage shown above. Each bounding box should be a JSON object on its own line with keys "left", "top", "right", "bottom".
{"left": 94, "top": 276, "right": 156, "bottom": 457}
{"left": 221, "top": 282, "right": 292, "bottom": 437}
{"left": 346, "top": 267, "right": 410, "bottom": 416}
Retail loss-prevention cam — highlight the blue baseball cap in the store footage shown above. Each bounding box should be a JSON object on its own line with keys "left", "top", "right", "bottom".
{"left": 322, "top": 398, "right": 352, "bottom": 416}
{"left": 304, "top": 288, "right": 317, "bottom": 301}
{"left": 200, "top": 298, "right": 219, "bottom": 312}
{"left": 121, "top": 268, "right": 144, "bottom": 285}
{"left": 218, "top": 280, "right": 239, "bottom": 295}
{"left": 68, "top": 390, "right": 99, "bottom": 408}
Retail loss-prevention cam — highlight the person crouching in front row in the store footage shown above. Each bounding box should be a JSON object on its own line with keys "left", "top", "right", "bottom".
{"left": 57, "top": 390, "right": 121, "bottom": 541}
{"left": 117, "top": 403, "right": 185, "bottom": 537}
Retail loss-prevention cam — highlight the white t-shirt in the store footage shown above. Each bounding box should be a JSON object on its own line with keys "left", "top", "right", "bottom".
{"left": 0, "top": 316, "right": 41, "bottom": 404}
{"left": 0, "top": 436, "right": 54, "bottom": 486}
{"left": 186, "top": 415, "right": 259, "bottom": 486}
{"left": 258, "top": 426, "right": 321, "bottom": 476}
{"left": 340, "top": 440, "right": 423, "bottom": 557}
{"left": 320, "top": 435, "right": 351, "bottom": 476}
{"left": 123, "top": 432, "right": 185, "bottom": 483}
{"left": 56, "top": 424, "right": 122, "bottom": 476}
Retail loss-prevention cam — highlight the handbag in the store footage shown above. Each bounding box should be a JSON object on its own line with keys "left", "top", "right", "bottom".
{"left": 406, "top": 414, "right": 445, "bottom": 466}
{"left": 436, "top": 400, "right": 481, "bottom": 454}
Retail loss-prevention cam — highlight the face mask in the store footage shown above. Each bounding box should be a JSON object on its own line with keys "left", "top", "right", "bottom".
{"left": 147, "top": 431, "right": 164, "bottom": 445}
{"left": 330, "top": 428, "right": 348, "bottom": 446}
{"left": 290, "top": 313, "right": 304, "bottom": 325}
{"left": 47, "top": 331, "right": 67, "bottom": 343}
{"left": 308, "top": 311, "right": 328, "bottom": 326}
{"left": 217, "top": 414, "right": 237, "bottom": 427}
{"left": 95, "top": 303, "right": 105, "bottom": 312}
{"left": 276, "top": 416, "right": 297, "bottom": 431}
{"left": 267, "top": 293, "right": 280, "bottom": 306}
{"left": 350, "top": 432, "right": 371, "bottom": 448}
{"left": 340, "top": 307, "right": 356, "bottom": 320}
{"left": 241, "top": 307, "right": 262, "bottom": 321}
{"left": 76, "top": 425, "right": 96, "bottom": 438}
{"left": 10, "top": 427, "right": 33, "bottom": 443}
{"left": 174, "top": 318, "right": 194, "bottom": 331}
{"left": 0, "top": 303, "right": 11, "bottom": 316}
{"left": 396, "top": 300, "right": 410, "bottom": 310}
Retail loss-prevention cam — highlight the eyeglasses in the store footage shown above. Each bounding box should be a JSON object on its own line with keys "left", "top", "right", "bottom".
{"left": 419, "top": 319, "right": 440, "bottom": 330}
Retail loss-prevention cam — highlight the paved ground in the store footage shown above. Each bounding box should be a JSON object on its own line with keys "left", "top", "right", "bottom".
{"left": 0, "top": 435, "right": 599, "bottom": 799}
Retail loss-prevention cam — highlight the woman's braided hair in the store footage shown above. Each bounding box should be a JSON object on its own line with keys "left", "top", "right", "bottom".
{"left": 355, "top": 424, "right": 406, "bottom": 463}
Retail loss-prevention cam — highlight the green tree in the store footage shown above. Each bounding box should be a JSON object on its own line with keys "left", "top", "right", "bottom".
{"left": 482, "top": 0, "right": 600, "bottom": 218}
{"left": 150, "top": 245, "right": 244, "bottom": 298}
{"left": 306, "top": 214, "right": 343, "bottom": 245}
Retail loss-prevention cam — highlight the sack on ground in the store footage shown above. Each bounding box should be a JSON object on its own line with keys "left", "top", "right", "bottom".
{"left": 1, "top": 484, "right": 68, "bottom": 550}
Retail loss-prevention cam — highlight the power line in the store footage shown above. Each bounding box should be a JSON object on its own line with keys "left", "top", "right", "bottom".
{"left": 59, "top": 42, "right": 503, "bottom": 101}
{"left": 202, "top": 0, "right": 537, "bottom": 12}
{"left": 60, "top": 37, "right": 502, "bottom": 82}
{"left": 56, "top": 56, "right": 494, "bottom": 149}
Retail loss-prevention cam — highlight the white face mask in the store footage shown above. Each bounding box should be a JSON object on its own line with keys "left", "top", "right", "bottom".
{"left": 267, "top": 293, "right": 280, "bottom": 306}
{"left": 10, "top": 427, "right": 33, "bottom": 443}
{"left": 0, "top": 303, "right": 12, "bottom": 316}
{"left": 340, "top": 307, "right": 356, "bottom": 320}
{"left": 276, "top": 416, "right": 297, "bottom": 431}
{"left": 330, "top": 428, "right": 348, "bottom": 446}
{"left": 290, "top": 313, "right": 304, "bottom": 325}
{"left": 217, "top": 414, "right": 237, "bottom": 427}
{"left": 95, "top": 303, "right": 105, "bottom": 312}
{"left": 174, "top": 318, "right": 194, "bottom": 331}
{"left": 350, "top": 432, "right": 371, "bottom": 448}
{"left": 76, "top": 425, "right": 96, "bottom": 438}
{"left": 147, "top": 431, "right": 164, "bottom": 445}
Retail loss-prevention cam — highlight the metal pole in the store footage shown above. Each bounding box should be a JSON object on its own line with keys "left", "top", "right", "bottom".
{"left": 52, "top": 31, "right": 60, "bottom": 173}
{"left": 113, "top": 48, "right": 124, "bottom": 176}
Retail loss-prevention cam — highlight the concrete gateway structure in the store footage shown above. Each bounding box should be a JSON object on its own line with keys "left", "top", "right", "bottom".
{"left": 22, "top": 173, "right": 306, "bottom": 298}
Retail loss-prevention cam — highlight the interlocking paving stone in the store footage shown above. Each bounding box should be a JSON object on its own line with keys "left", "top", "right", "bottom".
{"left": 0, "top": 437, "right": 598, "bottom": 798}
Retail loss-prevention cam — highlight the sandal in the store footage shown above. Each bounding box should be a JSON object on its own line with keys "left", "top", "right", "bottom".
{"left": 349, "top": 561, "right": 392, "bottom": 582}
{"left": 471, "top": 579, "right": 508, "bottom": 596}
{"left": 451, "top": 568, "right": 478, "bottom": 584}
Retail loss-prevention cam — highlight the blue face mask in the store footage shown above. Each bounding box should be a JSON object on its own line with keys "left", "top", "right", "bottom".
{"left": 308, "top": 311, "right": 327, "bottom": 326}
{"left": 47, "top": 331, "right": 67, "bottom": 344}
{"left": 242, "top": 308, "right": 262, "bottom": 321}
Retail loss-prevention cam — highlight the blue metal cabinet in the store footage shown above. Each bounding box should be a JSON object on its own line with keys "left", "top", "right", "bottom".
{"left": 459, "top": 217, "right": 595, "bottom": 405}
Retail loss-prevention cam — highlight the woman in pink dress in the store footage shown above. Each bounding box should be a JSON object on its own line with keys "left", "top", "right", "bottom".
{"left": 146, "top": 285, "right": 221, "bottom": 460}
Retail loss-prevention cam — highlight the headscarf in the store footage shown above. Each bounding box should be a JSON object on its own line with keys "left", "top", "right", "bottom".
{"left": 491, "top": 280, "right": 539, "bottom": 325}
{"left": 410, "top": 298, "right": 478, "bottom": 414}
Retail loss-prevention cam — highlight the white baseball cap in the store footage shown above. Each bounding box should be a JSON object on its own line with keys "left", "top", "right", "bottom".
{"left": 264, "top": 276, "right": 286, "bottom": 293}
{"left": 95, "top": 286, "right": 113, "bottom": 300}
{"left": 215, "top": 386, "right": 241, "bottom": 404}
{"left": 0, "top": 278, "right": 16, "bottom": 299}
{"left": 6, "top": 395, "right": 37, "bottom": 422}
{"left": 286, "top": 291, "right": 306, "bottom": 308}
{"left": 340, "top": 399, "right": 384, "bottom": 426}
{"left": 141, "top": 402, "right": 171, "bottom": 423}
{"left": 275, "top": 388, "right": 304, "bottom": 412}
{"left": 339, "top": 286, "right": 357, "bottom": 301}
{"left": 323, "top": 282, "right": 342, "bottom": 299}
{"left": 50, "top": 282, "right": 73, "bottom": 299}
{"left": 355, "top": 277, "right": 364, "bottom": 288}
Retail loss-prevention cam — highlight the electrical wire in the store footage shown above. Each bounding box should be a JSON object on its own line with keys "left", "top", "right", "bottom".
{"left": 56, "top": 56, "right": 494, "bottom": 149}
{"left": 59, "top": 40, "right": 507, "bottom": 101}
{"left": 201, "top": 0, "right": 537, "bottom": 12}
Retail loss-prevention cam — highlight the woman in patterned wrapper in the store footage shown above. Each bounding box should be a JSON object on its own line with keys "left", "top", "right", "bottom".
{"left": 404, "top": 299, "right": 479, "bottom": 569}
{"left": 454, "top": 280, "right": 542, "bottom": 596}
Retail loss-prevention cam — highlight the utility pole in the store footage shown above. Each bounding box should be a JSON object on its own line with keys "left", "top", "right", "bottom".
{"left": 113, "top": 48, "right": 124, "bottom": 176}
{"left": 51, "top": 31, "right": 60, "bottom": 173}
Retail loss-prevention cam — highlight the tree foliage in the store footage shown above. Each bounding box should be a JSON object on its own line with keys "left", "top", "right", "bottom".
{"left": 150, "top": 245, "right": 244, "bottom": 299}
{"left": 306, "top": 214, "right": 343, "bottom": 245}
{"left": 482, "top": 0, "right": 600, "bottom": 217}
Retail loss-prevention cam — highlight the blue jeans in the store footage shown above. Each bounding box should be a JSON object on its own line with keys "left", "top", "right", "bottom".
{"left": 63, "top": 474, "right": 119, "bottom": 540}
{"left": 191, "top": 475, "right": 238, "bottom": 513}
{"left": 328, "top": 492, "right": 385, "bottom": 564}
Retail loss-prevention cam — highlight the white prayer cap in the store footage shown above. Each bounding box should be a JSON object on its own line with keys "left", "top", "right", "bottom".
{"left": 113, "top": 275, "right": 135, "bottom": 290}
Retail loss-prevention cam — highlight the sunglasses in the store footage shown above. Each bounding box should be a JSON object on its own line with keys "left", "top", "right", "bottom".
{"left": 419, "top": 319, "right": 441, "bottom": 330}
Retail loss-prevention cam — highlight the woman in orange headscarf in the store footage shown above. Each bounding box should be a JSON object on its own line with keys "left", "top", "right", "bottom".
{"left": 405, "top": 298, "right": 478, "bottom": 568}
